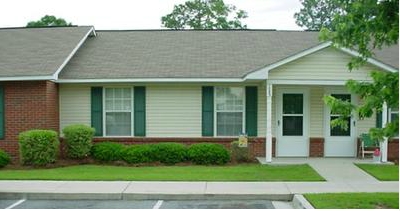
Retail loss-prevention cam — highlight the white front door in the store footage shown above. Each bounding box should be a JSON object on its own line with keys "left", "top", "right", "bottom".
{"left": 324, "top": 93, "right": 357, "bottom": 157}
{"left": 276, "top": 89, "right": 309, "bottom": 157}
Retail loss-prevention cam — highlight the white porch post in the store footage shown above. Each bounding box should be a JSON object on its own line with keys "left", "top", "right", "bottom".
{"left": 380, "top": 102, "right": 388, "bottom": 162}
{"left": 265, "top": 81, "right": 273, "bottom": 163}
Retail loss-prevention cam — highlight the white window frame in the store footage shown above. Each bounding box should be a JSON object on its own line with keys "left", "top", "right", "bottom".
{"left": 103, "top": 87, "right": 134, "bottom": 137}
{"left": 214, "top": 86, "right": 246, "bottom": 137}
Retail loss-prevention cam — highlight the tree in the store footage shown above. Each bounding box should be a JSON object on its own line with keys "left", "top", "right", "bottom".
{"left": 161, "top": 0, "right": 247, "bottom": 29}
{"left": 294, "top": 0, "right": 351, "bottom": 31}
{"left": 27, "top": 15, "right": 72, "bottom": 27}
{"left": 321, "top": 0, "right": 399, "bottom": 140}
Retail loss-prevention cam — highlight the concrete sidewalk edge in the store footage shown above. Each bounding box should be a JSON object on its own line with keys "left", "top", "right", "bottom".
{"left": 0, "top": 192, "right": 293, "bottom": 201}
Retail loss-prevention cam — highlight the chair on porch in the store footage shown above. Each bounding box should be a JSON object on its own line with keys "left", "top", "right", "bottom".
{"left": 359, "top": 133, "right": 379, "bottom": 159}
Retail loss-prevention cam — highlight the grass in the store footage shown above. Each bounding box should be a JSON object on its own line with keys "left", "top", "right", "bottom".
{"left": 304, "top": 193, "right": 399, "bottom": 209}
{"left": 0, "top": 164, "right": 324, "bottom": 181}
{"left": 356, "top": 164, "right": 399, "bottom": 181}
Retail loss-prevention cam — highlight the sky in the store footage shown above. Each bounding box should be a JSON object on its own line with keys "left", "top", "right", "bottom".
{"left": 0, "top": 0, "right": 304, "bottom": 30}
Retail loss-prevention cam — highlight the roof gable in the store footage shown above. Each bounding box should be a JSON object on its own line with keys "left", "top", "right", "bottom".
{"left": 0, "top": 26, "right": 94, "bottom": 81}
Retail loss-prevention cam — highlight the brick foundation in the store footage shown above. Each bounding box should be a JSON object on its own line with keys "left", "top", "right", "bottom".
{"left": 0, "top": 81, "right": 59, "bottom": 160}
{"left": 388, "top": 138, "right": 399, "bottom": 162}
{"left": 309, "top": 137, "right": 324, "bottom": 157}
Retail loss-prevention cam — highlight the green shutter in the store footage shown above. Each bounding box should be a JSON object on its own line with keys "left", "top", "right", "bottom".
{"left": 0, "top": 86, "right": 4, "bottom": 139}
{"left": 376, "top": 111, "right": 382, "bottom": 128}
{"left": 202, "top": 86, "right": 214, "bottom": 136}
{"left": 134, "top": 87, "right": 146, "bottom": 136}
{"left": 245, "top": 86, "right": 258, "bottom": 136}
{"left": 91, "top": 87, "right": 103, "bottom": 136}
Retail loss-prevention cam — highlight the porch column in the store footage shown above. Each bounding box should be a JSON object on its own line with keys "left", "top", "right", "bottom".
{"left": 380, "top": 102, "right": 388, "bottom": 162}
{"left": 265, "top": 82, "right": 273, "bottom": 163}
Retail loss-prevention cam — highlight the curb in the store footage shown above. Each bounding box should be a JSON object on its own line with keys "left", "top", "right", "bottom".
{"left": 292, "top": 194, "right": 314, "bottom": 209}
{"left": 0, "top": 192, "right": 293, "bottom": 201}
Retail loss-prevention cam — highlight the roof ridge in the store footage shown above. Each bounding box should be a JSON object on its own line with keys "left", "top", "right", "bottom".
{"left": 94, "top": 29, "right": 315, "bottom": 32}
{"left": 0, "top": 25, "right": 93, "bottom": 30}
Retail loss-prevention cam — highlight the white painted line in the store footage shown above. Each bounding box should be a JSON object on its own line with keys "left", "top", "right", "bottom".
{"left": 152, "top": 200, "right": 163, "bottom": 209}
{"left": 5, "top": 199, "right": 26, "bottom": 209}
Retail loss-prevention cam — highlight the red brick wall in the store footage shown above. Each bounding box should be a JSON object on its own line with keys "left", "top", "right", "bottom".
{"left": 309, "top": 137, "right": 324, "bottom": 157}
{"left": 0, "top": 81, "right": 59, "bottom": 160}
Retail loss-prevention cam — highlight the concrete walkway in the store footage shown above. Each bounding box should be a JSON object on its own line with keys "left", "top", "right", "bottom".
{"left": 0, "top": 158, "right": 398, "bottom": 200}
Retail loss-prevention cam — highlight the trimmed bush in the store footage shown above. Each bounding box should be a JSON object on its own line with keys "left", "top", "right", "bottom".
{"left": 91, "top": 142, "right": 126, "bottom": 162}
{"left": 19, "top": 130, "right": 59, "bottom": 165}
{"left": 123, "top": 145, "right": 155, "bottom": 164}
{"left": 187, "top": 143, "right": 230, "bottom": 165}
{"left": 230, "top": 141, "right": 251, "bottom": 163}
{"left": 0, "top": 149, "right": 11, "bottom": 168}
{"left": 152, "top": 143, "right": 187, "bottom": 164}
{"left": 62, "top": 124, "right": 95, "bottom": 159}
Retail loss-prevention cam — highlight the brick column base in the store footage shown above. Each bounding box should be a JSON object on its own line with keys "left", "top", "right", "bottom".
{"left": 309, "top": 137, "right": 324, "bottom": 157}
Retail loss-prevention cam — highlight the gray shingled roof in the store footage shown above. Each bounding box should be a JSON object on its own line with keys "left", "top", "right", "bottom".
{"left": 60, "top": 30, "right": 325, "bottom": 79}
{"left": 0, "top": 26, "right": 93, "bottom": 78}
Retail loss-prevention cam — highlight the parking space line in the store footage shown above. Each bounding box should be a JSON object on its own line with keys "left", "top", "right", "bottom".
{"left": 152, "top": 200, "right": 163, "bottom": 209}
{"left": 5, "top": 199, "right": 26, "bottom": 209}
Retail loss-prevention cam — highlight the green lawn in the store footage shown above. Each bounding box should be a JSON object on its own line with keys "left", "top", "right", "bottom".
{"left": 304, "top": 193, "right": 399, "bottom": 209}
{"left": 0, "top": 164, "right": 324, "bottom": 181}
{"left": 356, "top": 164, "right": 399, "bottom": 181}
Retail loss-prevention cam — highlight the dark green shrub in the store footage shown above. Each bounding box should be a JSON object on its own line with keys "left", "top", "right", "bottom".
{"left": 230, "top": 141, "right": 251, "bottom": 163}
{"left": 62, "top": 124, "right": 95, "bottom": 159}
{"left": 123, "top": 145, "right": 155, "bottom": 164}
{"left": 152, "top": 143, "right": 187, "bottom": 164}
{"left": 0, "top": 149, "right": 11, "bottom": 168}
{"left": 187, "top": 143, "right": 230, "bottom": 165}
{"left": 91, "top": 142, "right": 126, "bottom": 162}
{"left": 18, "top": 130, "right": 59, "bottom": 165}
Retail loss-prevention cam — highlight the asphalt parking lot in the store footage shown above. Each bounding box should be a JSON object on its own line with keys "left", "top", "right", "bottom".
{"left": 1, "top": 199, "right": 275, "bottom": 209}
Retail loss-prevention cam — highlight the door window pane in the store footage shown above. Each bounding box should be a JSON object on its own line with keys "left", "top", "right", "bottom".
{"left": 217, "top": 112, "right": 243, "bottom": 136}
{"left": 282, "top": 116, "right": 303, "bottom": 136}
{"left": 283, "top": 94, "right": 303, "bottom": 114}
{"left": 330, "top": 116, "right": 351, "bottom": 136}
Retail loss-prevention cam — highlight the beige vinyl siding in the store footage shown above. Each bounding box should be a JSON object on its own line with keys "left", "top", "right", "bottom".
{"left": 146, "top": 85, "right": 202, "bottom": 137}
{"left": 310, "top": 86, "right": 324, "bottom": 137}
{"left": 257, "top": 82, "right": 266, "bottom": 137}
{"left": 59, "top": 84, "right": 91, "bottom": 133}
{"left": 269, "top": 47, "right": 380, "bottom": 81}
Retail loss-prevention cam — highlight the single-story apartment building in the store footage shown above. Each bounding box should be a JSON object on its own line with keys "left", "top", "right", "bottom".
{"left": 0, "top": 26, "right": 398, "bottom": 162}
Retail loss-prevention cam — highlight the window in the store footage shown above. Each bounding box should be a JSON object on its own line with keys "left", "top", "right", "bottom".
{"left": 389, "top": 107, "right": 399, "bottom": 137}
{"left": 104, "top": 88, "right": 132, "bottom": 136}
{"left": 282, "top": 94, "right": 303, "bottom": 136}
{"left": 330, "top": 94, "right": 351, "bottom": 136}
{"left": 215, "top": 87, "right": 244, "bottom": 136}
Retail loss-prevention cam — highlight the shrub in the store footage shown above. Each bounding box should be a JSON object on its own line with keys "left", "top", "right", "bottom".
{"left": 91, "top": 142, "right": 126, "bottom": 162}
{"left": 62, "top": 124, "right": 95, "bottom": 159}
{"left": 18, "top": 130, "right": 59, "bottom": 165}
{"left": 152, "top": 143, "right": 187, "bottom": 164}
{"left": 187, "top": 143, "right": 230, "bottom": 165}
{"left": 0, "top": 149, "right": 11, "bottom": 168}
{"left": 123, "top": 145, "right": 155, "bottom": 164}
{"left": 230, "top": 141, "right": 251, "bottom": 163}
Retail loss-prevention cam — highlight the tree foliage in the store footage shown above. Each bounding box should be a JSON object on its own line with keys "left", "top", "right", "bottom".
{"left": 27, "top": 15, "right": 72, "bottom": 27}
{"left": 294, "top": 0, "right": 350, "bottom": 31}
{"left": 161, "top": 0, "right": 247, "bottom": 29}
{"left": 321, "top": 0, "right": 399, "bottom": 140}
